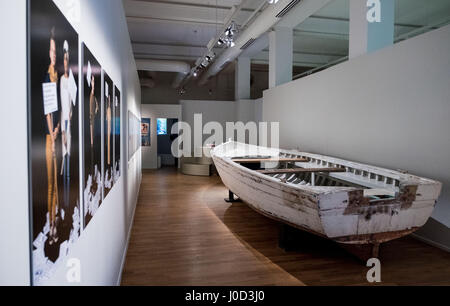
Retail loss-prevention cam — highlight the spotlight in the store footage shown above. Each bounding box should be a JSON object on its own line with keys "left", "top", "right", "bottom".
{"left": 218, "top": 39, "right": 224, "bottom": 46}
{"left": 201, "top": 58, "right": 210, "bottom": 67}
{"left": 229, "top": 22, "right": 237, "bottom": 34}
{"left": 193, "top": 71, "right": 198, "bottom": 77}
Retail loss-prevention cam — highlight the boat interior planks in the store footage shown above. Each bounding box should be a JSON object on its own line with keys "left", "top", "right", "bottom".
{"left": 232, "top": 157, "right": 309, "bottom": 163}
{"left": 257, "top": 168, "right": 347, "bottom": 175}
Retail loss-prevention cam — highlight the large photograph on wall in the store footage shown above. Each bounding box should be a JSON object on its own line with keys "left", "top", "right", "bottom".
{"left": 29, "top": 0, "right": 81, "bottom": 285}
{"left": 103, "top": 72, "right": 114, "bottom": 198}
{"left": 83, "top": 44, "right": 102, "bottom": 228}
{"left": 114, "top": 86, "right": 121, "bottom": 182}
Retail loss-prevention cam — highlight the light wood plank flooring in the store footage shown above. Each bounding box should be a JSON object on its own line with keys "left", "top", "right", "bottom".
{"left": 121, "top": 168, "right": 450, "bottom": 286}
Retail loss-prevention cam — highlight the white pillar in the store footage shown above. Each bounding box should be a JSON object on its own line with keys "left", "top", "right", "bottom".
{"left": 235, "top": 57, "right": 251, "bottom": 100}
{"left": 349, "top": 0, "right": 368, "bottom": 59}
{"left": 269, "top": 27, "right": 293, "bottom": 88}
{"left": 349, "top": 0, "right": 395, "bottom": 59}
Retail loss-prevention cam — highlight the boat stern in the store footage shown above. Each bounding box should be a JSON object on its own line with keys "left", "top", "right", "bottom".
{"left": 317, "top": 181, "right": 442, "bottom": 244}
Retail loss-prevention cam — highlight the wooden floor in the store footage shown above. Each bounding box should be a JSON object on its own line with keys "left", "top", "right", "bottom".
{"left": 121, "top": 168, "right": 450, "bottom": 286}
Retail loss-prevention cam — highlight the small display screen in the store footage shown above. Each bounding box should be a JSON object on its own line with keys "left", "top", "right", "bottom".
{"left": 157, "top": 118, "right": 167, "bottom": 135}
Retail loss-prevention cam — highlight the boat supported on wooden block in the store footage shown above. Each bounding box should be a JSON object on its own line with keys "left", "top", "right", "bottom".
{"left": 211, "top": 141, "right": 442, "bottom": 260}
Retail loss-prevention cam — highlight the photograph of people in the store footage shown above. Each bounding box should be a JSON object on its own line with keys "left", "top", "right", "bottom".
{"left": 141, "top": 122, "right": 148, "bottom": 134}
{"left": 60, "top": 40, "right": 73, "bottom": 215}
{"left": 29, "top": 0, "right": 80, "bottom": 286}
{"left": 107, "top": 94, "right": 112, "bottom": 166}
{"left": 141, "top": 118, "right": 150, "bottom": 147}
{"left": 113, "top": 87, "right": 121, "bottom": 182}
{"left": 103, "top": 74, "right": 114, "bottom": 198}
{"left": 45, "top": 28, "right": 61, "bottom": 246}
{"left": 83, "top": 45, "right": 103, "bottom": 228}
{"left": 90, "top": 75, "right": 98, "bottom": 152}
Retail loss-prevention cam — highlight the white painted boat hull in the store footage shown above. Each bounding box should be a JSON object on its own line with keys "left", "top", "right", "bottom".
{"left": 211, "top": 142, "right": 442, "bottom": 246}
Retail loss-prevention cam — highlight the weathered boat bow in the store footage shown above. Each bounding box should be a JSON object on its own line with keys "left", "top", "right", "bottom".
{"left": 211, "top": 141, "right": 442, "bottom": 260}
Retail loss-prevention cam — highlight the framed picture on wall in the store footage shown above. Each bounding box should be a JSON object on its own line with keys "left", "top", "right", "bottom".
{"left": 128, "top": 111, "right": 134, "bottom": 161}
{"left": 28, "top": 0, "right": 81, "bottom": 285}
{"left": 157, "top": 118, "right": 168, "bottom": 135}
{"left": 113, "top": 86, "right": 121, "bottom": 182}
{"left": 128, "top": 111, "right": 141, "bottom": 161}
{"left": 103, "top": 71, "right": 114, "bottom": 198}
{"left": 141, "top": 118, "right": 151, "bottom": 147}
{"left": 82, "top": 44, "right": 103, "bottom": 228}
{"left": 128, "top": 111, "right": 132, "bottom": 161}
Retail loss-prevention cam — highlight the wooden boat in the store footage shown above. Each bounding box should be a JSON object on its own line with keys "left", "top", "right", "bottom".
{"left": 211, "top": 141, "right": 442, "bottom": 260}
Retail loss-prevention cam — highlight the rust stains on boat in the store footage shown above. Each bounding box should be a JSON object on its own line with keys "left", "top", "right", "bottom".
{"left": 399, "top": 185, "right": 418, "bottom": 209}
{"left": 348, "top": 190, "right": 370, "bottom": 208}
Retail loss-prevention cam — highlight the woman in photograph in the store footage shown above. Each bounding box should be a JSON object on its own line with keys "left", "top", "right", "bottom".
{"left": 44, "top": 27, "right": 60, "bottom": 245}
{"left": 60, "top": 40, "right": 72, "bottom": 212}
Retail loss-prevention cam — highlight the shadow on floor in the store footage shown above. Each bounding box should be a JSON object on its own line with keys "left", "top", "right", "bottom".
{"left": 206, "top": 181, "right": 450, "bottom": 285}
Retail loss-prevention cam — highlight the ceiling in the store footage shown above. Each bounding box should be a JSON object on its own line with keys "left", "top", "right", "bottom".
{"left": 124, "top": 0, "right": 450, "bottom": 75}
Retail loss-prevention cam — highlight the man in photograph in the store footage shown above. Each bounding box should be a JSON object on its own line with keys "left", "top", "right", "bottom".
{"left": 60, "top": 40, "right": 72, "bottom": 213}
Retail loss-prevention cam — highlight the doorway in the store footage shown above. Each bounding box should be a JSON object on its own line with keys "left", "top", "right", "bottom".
{"left": 157, "top": 118, "right": 179, "bottom": 168}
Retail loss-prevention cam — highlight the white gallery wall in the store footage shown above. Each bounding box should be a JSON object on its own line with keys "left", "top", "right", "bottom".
{"left": 0, "top": 0, "right": 30, "bottom": 286}
{"left": 263, "top": 25, "right": 450, "bottom": 248}
{"left": 236, "top": 99, "right": 263, "bottom": 124}
{"left": 181, "top": 100, "right": 236, "bottom": 146}
{"left": 180, "top": 99, "right": 263, "bottom": 148}
{"left": 141, "top": 104, "right": 182, "bottom": 169}
{"left": 0, "top": 0, "right": 142, "bottom": 285}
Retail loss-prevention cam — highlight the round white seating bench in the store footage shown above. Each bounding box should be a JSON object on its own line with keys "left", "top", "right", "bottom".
{"left": 180, "top": 157, "right": 213, "bottom": 176}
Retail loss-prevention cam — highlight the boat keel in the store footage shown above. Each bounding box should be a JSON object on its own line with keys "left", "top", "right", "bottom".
{"left": 339, "top": 243, "right": 380, "bottom": 262}
{"left": 277, "top": 223, "right": 381, "bottom": 263}
{"left": 224, "top": 190, "right": 242, "bottom": 203}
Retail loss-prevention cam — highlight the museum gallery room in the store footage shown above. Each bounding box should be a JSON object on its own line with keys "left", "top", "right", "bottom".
{"left": 1, "top": 0, "right": 450, "bottom": 289}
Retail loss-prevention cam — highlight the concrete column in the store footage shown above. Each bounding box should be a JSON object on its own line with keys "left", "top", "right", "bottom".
{"left": 269, "top": 27, "right": 293, "bottom": 88}
{"left": 349, "top": 0, "right": 369, "bottom": 59}
{"left": 235, "top": 57, "right": 251, "bottom": 100}
{"left": 349, "top": 0, "right": 395, "bottom": 59}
